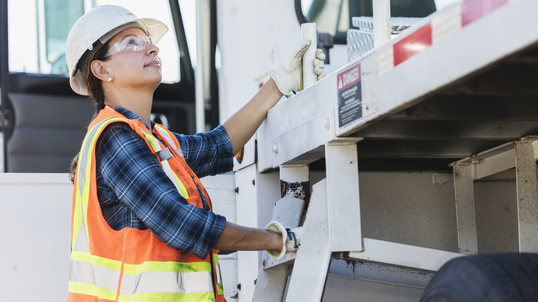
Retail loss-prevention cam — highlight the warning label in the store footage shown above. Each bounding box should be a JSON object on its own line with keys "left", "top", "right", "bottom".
{"left": 336, "top": 53, "right": 379, "bottom": 132}
{"left": 337, "top": 63, "right": 362, "bottom": 128}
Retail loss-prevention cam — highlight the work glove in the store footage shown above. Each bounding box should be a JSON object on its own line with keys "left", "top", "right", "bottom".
{"left": 264, "top": 221, "right": 303, "bottom": 261}
{"left": 270, "top": 40, "right": 327, "bottom": 97}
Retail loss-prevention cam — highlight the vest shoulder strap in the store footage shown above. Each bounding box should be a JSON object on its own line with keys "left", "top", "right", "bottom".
{"left": 154, "top": 124, "right": 184, "bottom": 158}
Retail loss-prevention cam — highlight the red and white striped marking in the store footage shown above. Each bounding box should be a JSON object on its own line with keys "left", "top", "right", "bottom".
{"left": 378, "top": 0, "right": 514, "bottom": 75}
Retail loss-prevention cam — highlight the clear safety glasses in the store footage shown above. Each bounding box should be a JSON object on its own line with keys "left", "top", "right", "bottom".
{"left": 104, "top": 35, "right": 157, "bottom": 58}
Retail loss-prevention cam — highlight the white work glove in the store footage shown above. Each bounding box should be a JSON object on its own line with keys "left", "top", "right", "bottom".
{"left": 264, "top": 221, "right": 303, "bottom": 261}
{"left": 270, "top": 40, "right": 327, "bottom": 97}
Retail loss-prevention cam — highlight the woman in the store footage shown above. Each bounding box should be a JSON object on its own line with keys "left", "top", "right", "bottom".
{"left": 66, "top": 5, "right": 325, "bottom": 302}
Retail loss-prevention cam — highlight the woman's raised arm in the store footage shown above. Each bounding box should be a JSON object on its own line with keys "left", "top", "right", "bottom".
{"left": 223, "top": 41, "right": 325, "bottom": 155}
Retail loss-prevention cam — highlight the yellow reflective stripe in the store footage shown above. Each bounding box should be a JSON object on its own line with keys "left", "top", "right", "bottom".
{"left": 71, "top": 251, "right": 212, "bottom": 274}
{"left": 141, "top": 130, "right": 157, "bottom": 150}
{"left": 71, "top": 186, "right": 82, "bottom": 250}
{"left": 212, "top": 253, "right": 223, "bottom": 293}
{"left": 73, "top": 117, "right": 127, "bottom": 250}
{"left": 213, "top": 253, "right": 219, "bottom": 264}
{"left": 69, "top": 280, "right": 117, "bottom": 301}
{"left": 154, "top": 125, "right": 185, "bottom": 157}
{"left": 70, "top": 280, "right": 216, "bottom": 302}
{"left": 173, "top": 173, "right": 190, "bottom": 199}
{"left": 139, "top": 127, "right": 189, "bottom": 199}
{"left": 82, "top": 119, "right": 125, "bottom": 233}
{"left": 71, "top": 261, "right": 214, "bottom": 296}
{"left": 119, "top": 291, "right": 215, "bottom": 302}
{"left": 71, "top": 251, "right": 121, "bottom": 271}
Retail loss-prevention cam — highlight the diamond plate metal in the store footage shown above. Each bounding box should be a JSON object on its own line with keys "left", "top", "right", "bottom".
{"left": 347, "top": 29, "right": 375, "bottom": 62}
{"left": 347, "top": 17, "right": 424, "bottom": 62}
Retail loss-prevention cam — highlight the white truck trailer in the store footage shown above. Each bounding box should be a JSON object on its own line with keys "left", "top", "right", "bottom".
{"left": 2, "top": 0, "right": 538, "bottom": 301}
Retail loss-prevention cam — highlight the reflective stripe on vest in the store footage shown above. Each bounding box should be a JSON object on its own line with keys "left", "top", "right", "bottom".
{"left": 69, "top": 110, "right": 222, "bottom": 302}
{"left": 138, "top": 128, "right": 190, "bottom": 199}
{"left": 213, "top": 254, "right": 224, "bottom": 295}
{"left": 155, "top": 124, "right": 184, "bottom": 158}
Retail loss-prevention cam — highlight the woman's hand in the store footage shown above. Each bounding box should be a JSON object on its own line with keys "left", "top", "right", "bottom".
{"left": 223, "top": 41, "right": 327, "bottom": 155}
{"left": 270, "top": 40, "right": 327, "bottom": 97}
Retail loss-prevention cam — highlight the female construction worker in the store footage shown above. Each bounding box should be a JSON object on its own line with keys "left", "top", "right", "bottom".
{"left": 66, "top": 5, "right": 325, "bottom": 302}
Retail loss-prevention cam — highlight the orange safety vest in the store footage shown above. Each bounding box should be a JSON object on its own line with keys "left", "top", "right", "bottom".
{"left": 68, "top": 106, "right": 226, "bottom": 302}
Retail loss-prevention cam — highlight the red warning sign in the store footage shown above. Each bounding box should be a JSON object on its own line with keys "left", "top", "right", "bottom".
{"left": 337, "top": 64, "right": 361, "bottom": 92}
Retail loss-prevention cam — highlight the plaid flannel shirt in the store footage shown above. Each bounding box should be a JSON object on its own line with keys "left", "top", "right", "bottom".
{"left": 95, "top": 107, "right": 232, "bottom": 259}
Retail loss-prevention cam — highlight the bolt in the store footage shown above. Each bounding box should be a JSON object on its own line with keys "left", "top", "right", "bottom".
{"left": 237, "top": 283, "right": 241, "bottom": 290}
{"left": 252, "top": 179, "right": 255, "bottom": 185}
{"left": 273, "top": 142, "right": 279, "bottom": 154}
{"left": 235, "top": 187, "right": 239, "bottom": 194}
{"left": 324, "top": 117, "right": 330, "bottom": 129}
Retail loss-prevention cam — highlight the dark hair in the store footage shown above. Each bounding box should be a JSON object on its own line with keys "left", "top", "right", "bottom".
{"left": 85, "top": 40, "right": 112, "bottom": 113}
{"left": 69, "top": 41, "right": 111, "bottom": 183}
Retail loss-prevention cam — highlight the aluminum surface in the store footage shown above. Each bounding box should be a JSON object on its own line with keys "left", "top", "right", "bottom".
{"left": 329, "top": 259, "right": 433, "bottom": 288}
{"left": 326, "top": 141, "right": 363, "bottom": 252}
{"left": 253, "top": 174, "right": 306, "bottom": 301}
{"left": 515, "top": 139, "right": 538, "bottom": 252}
{"left": 235, "top": 165, "right": 259, "bottom": 302}
{"left": 348, "top": 16, "right": 423, "bottom": 61}
{"left": 347, "top": 29, "right": 375, "bottom": 62}
{"left": 259, "top": 0, "right": 538, "bottom": 171}
{"left": 451, "top": 141, "right": 517, "bottom": 180}
{"left": 453, "top": 164, "right": 478, "bottom": 254}
{"left": 347, "top": 238, "right": 462, "bottom": 272}
{"left": 352, "top": 17, "right": 424, "bottom": 34}
{"left": 372, "top": 0, "right": 391, "bottom": 48}
{"left": 285, "top": 179, "right": 332, "bottom": 301}
{"left": 301, "top": 23, "right": 317, "bottom": 90}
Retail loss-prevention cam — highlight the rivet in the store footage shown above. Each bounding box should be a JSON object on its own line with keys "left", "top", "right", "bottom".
{"left": 273, "top": 142, "right": 279, "bottom": 154}
{"left": 324, "top": 117, "right": 330, "bottom": 129}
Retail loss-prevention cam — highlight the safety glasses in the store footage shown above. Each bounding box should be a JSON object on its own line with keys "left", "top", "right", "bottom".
{"left": 104, "top": 34, "right": 157, "bottom": 58}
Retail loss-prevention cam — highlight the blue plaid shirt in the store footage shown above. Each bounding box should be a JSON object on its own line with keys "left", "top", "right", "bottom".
{"left": 95, "top": 107, "right": 232, "bottom": 259}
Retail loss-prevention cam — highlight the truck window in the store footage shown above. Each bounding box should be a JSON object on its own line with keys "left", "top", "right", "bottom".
{"left": 45, "top": 0, "right": 84, "bottom": 75}
{"left": 8, "top": 0, "right": 185, "bottom": 83}
{"left": 299, "top": 0, "right": 460, "bottom": 40}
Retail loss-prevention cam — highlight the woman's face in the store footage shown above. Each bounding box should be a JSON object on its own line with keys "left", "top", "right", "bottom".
{"left": 101, "top": 27, "right": 162, "bottom": 90}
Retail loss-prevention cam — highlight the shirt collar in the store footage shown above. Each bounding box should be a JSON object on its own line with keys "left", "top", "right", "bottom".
{"left": 114, "top": 107, "right": 155, "bottom": 131}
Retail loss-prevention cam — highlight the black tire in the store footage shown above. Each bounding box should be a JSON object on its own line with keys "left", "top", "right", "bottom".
{"left": 420, "top": 253, "right": 538, "bottom": 302}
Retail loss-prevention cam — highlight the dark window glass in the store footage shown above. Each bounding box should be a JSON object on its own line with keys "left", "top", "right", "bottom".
{"left": 303, "top": 0, "right": 437, "bottom": 37}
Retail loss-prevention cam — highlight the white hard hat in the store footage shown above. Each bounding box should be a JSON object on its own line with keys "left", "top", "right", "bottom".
{"left": 65, "top": 5, "right": 169, "bottom": 95}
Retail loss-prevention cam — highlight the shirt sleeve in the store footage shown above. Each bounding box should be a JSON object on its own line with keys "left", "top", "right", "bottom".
{"left": 95, "top": 122, "right": 226, "bottom": 259}
{"left": 174, "top": 125, "right": 234, "bottom": 178}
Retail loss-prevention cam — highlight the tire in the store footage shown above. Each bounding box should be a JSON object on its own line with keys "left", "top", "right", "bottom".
{"left": 420, "top": 253, "right": 538, "bottom": 302}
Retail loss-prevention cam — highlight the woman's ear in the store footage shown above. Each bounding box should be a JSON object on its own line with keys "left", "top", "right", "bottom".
{"left": 90, "top": 60, "right": 110, "bottom": 81}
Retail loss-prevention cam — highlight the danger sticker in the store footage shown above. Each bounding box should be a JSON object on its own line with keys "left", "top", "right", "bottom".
{"left": 336, "top": 53, "right": 379, "bottom": 131}
{"left": 337, "top": 63, "right": 362, "bottom": 128}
